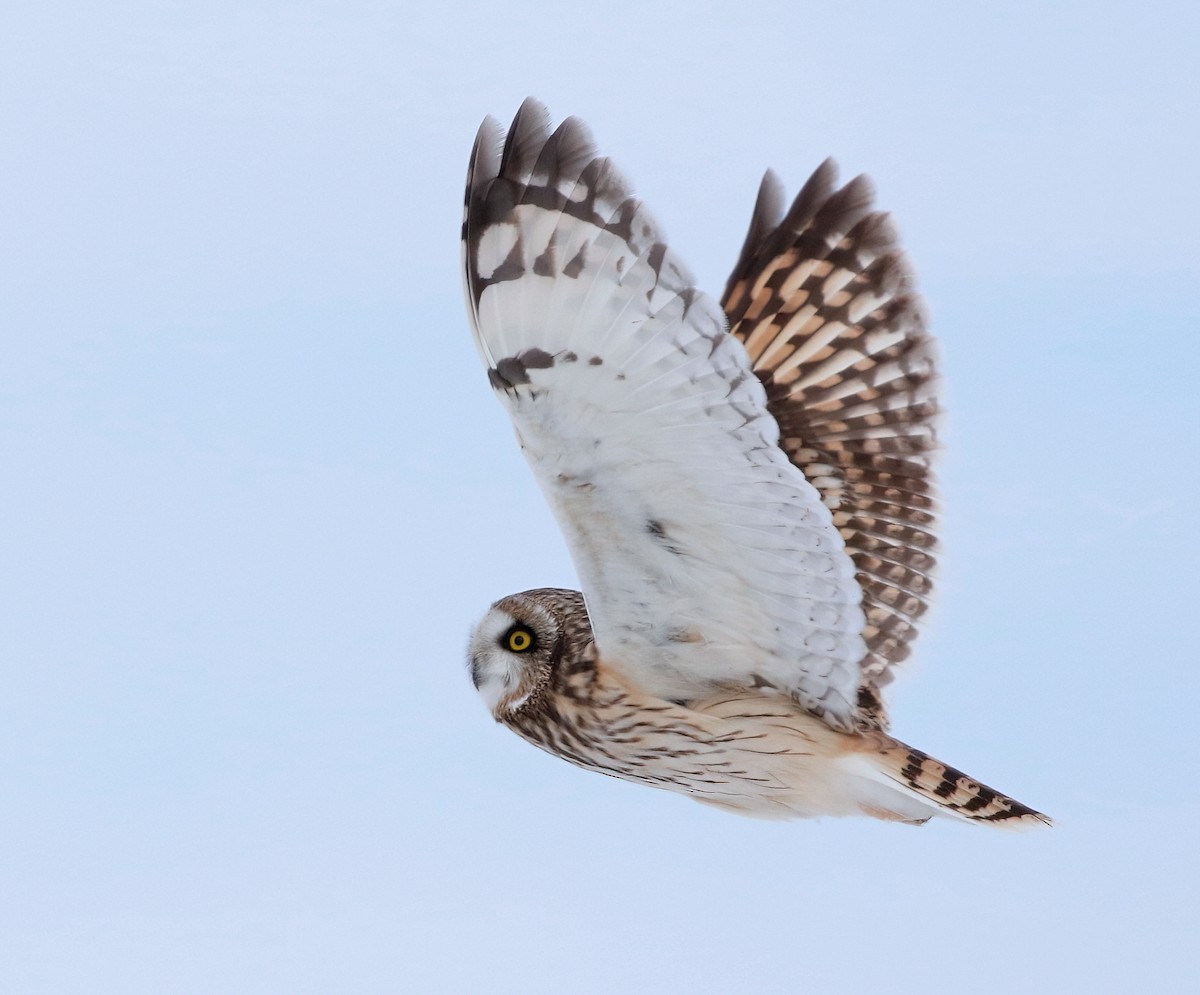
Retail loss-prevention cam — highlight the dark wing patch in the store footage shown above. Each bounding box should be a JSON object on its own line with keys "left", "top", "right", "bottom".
{"left": 722, "top": 165, "right": 940, "bottom": 729}
{"left": 464, "top": 99, "right": 644, "bottom": 317}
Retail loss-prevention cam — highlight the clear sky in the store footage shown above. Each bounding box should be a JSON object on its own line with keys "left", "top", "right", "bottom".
{"left": 3, "top": 2, "right": 1198, "bottom": 992}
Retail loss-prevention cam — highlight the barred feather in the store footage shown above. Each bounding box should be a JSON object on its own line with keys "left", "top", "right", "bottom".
{"left": 723, "top": 167, "right": 940, "bottom": 727}
{"left": 851, "top": 735, "right": 1053, "bottom": 827}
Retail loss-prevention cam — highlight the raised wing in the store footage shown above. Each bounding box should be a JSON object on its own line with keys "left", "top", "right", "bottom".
{"left": 463, "top": 100, "right": 871, "bottom": 730}
{"left": 722, "top": 166, "right": 940, "bottom": 726}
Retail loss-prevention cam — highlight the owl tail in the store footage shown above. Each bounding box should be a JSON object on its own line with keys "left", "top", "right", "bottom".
{"left": 844, "top": 735, "right": 1052, "bottom": 828}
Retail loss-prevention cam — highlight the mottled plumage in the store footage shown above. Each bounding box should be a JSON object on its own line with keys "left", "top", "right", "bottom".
{"left": 722, "top": 163, "right": 940, "bottom": 725}
{"left": 462, "top": 99, "right": 1048, "bottom": 827}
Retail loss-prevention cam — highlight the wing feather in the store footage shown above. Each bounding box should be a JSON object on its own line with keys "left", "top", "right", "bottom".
{"left": 722, "top": 164, "right": 940, "bottom": 725}
{"left": 463, "top": 100, "right": 873, "bottom": 729}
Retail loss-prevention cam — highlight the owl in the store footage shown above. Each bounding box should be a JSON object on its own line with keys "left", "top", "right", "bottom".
{"left": 461, "top": 99, "right": 1048, "bottom": 826}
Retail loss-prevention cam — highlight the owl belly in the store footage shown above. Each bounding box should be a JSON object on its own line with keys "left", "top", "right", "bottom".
{"left": 509, "top": 669, "right": 897, "bottom": 820}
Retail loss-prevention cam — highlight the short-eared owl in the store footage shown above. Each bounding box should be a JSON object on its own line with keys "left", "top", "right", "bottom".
{"left": 462, "top": 99, "right": 1048, "bottom": 827}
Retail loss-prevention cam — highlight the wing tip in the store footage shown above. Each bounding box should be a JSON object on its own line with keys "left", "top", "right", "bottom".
{"left": 723, "top": 169, "right": 788, "bottom": 301}
{"left": 499, "top": 98, "right": 552, "bottom": 177}
{"left": 467, "top": 116, "right": 505, "bottom": 197}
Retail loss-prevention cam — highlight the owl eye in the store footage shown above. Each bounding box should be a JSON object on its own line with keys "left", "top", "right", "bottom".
{"left": 504, "top": 626, "right": 536, "bottom": 653}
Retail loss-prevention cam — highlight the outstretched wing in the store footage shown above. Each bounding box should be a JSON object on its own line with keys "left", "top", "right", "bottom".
{"left": 722, "top": 166, "right": 939, "bottom": 726}
{"left": 463, "top": 100, "right": 872, "bottom": 730}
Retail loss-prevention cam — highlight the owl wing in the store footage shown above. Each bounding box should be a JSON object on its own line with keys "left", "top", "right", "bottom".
{"left": 721, "top": 168, "right": 940, "bottom": 726}
{"left": 464, "top": 100, "right": 868, "bottom": 730}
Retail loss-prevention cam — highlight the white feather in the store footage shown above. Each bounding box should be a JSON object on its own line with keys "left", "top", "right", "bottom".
{"left": 464, "top": 132, "right": 871, "bottom": 727}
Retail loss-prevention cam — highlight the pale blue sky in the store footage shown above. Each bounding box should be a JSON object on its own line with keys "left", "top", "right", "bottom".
{"left": 3, "top": 2, "right": 1198, "bottom": 992}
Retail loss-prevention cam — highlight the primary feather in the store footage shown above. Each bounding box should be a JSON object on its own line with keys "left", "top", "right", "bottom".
{"left": 722, "top": 165, "right": 941, "bottom": 725}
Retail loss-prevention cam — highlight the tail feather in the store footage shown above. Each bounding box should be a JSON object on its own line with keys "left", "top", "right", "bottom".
{"left": 852, "top": 736, "right": 1052, "bottom": 828}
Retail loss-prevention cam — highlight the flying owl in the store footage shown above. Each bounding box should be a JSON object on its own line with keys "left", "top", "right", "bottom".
{"left": 461, "top": 99, "right": 1048, "bottom": 827}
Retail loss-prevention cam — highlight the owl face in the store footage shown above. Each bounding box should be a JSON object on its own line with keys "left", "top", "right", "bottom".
{"left": 468, "top": 594, "right": 562, "bottom": 717}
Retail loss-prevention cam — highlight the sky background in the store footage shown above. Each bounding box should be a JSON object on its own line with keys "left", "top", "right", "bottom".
{"left": 3, "top": 2, "right": 1198, "bottom": 992}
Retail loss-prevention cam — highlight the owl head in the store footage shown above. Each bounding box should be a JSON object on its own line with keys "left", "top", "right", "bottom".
{"left": 467, "top": 587, "right": 587, "bottom": 718}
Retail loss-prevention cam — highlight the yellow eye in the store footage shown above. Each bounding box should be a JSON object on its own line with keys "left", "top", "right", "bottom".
{"left": 505, "top": 627, "right": 534, "bottom": 653}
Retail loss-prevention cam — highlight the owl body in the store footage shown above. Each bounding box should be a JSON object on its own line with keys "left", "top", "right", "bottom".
{"left": 462, "top": 100, "right": 1049, "bottom": 828}
{"left": 470, "top": 590, "right": 1031, "bottom": 824}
